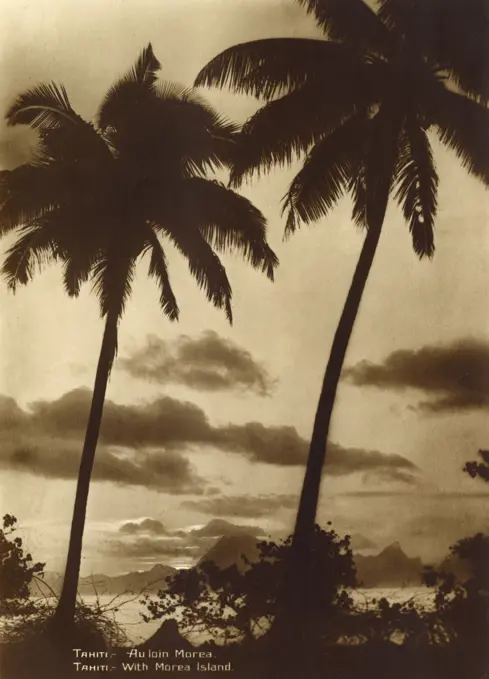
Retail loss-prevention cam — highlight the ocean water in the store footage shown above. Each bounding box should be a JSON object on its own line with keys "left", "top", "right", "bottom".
{"left": 80, "top": 588, "right": 437, "bottom": 645}
{"left": 0, "top": 588, "right": 436, "bottom": 646}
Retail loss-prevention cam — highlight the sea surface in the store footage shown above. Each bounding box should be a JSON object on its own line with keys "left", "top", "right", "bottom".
{"left": 70, "top": 588, "right": 438, "bottom": 645}
{"left": 0, "top": 588, "right": 436, "bottom": 646}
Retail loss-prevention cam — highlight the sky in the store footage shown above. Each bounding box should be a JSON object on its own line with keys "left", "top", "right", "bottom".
{"left": 0, "top": 0, "right": 488, "bottom": 575}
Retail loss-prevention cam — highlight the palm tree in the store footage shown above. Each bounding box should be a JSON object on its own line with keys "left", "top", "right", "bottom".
{"left": 0, "top": 44, "right": 278, "bottom": 633}
{"left": 195, "top": 0, "right": 489, "bottom": 606}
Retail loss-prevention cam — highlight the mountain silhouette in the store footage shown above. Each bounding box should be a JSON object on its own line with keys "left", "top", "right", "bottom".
{"left": 355, "top": 542, "right": 424, "bottom": 587}
{"left": 198, "top": 534, "right": 261, "bottom": 571}
{"left": 31, "top": 563, "right": 176, "bottom": 597}
{"left": 189, "top": 518, "right": 265, "bottom": 538}
{"left": 436, "top": 551, "right": 474, "bottom": 583}
{"left": 349, "top": 533, "right": 378, "bottom": 552}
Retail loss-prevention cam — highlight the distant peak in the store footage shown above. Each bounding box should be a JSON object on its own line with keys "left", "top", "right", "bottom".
{"left": 381, "top": 542, "right": 407, "bottom": 557}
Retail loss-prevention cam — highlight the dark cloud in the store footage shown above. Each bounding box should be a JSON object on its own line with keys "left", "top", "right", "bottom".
{"left": 343, "top": 490, "right": 489, "bottom": 499}
{"left": 213, "top": 424, "right": 419, "bottom": 484}
{"left": 0, "top": 391, "right": 205, "bottom": 493}
{"left": 119, "top": 332, "right": 276, "bottom": 396}
{"left": 188, "top": 518, "right": 265, "bottom": 538}
{"left": 108, "top": 518, "right": 266, "bottom": 566}
{"left": 349, "top": 534, "right": 378, "bottom": 551}
{"left": 119, "top": 519, "right": 171, "bottom": 536}
{"left": 2, "top": 439, "right": 204, "bottom": 494}
{"left": 28, "top": 388, "right": 212, "bottom": 448}
{"left": 182, "top": 494, "right": 299, "bottom": 519}
{"left": 341, "top": 491, "right": 419, "bottom": 498}
{"left": 326, "top": 444, "right": 419, "bottom": 482}
{"left": 344, "top": 338, "right": 489, "bottom": 413}
{"left": 106, "top": 538, "right": 205, "bottom": 561}
{"left": 0, "top": 388, "right": 419, "bottom": 488}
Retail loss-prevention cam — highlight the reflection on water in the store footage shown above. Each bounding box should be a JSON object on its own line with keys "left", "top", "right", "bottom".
{"left": 0, "top": 588, "right": 436, "bottom": 646}
{"left": 77, "top": 588, "right": 436, "bottom": 645}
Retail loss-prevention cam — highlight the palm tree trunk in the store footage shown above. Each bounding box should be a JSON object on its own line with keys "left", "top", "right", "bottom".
{"left": 293, "top": 220, "right": 382, "bottom": 551}
{"left": 50, "top": 310, "right": 118, "bottom": 636}
{"left": 291, "top": 107, "right": 401, "bottom": 565}
{"left": 269, "top": 111, "right": 400, "bottom": 662}
{"left": 276, "top": 219, "right": 384, "bottom": 642}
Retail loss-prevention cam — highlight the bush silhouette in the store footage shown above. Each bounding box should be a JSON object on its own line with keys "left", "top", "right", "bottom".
{"left": 0, "top": 515, "right": 45, "bottom": 607}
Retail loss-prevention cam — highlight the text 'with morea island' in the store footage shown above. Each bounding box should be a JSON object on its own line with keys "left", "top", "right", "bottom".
{"left": 122, "top": 648, "right": 233, "bottom": 672}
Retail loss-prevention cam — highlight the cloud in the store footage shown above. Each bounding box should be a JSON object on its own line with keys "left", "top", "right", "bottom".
{"left": 106, "top": 518, "right": 266, "bottom": 566}
{"left": 0, "top": 391, "right": 205, "bottom": 493}
{"left": 106, "top": 538, "right": 204, "bottom": 561}
{"left": 213, "top": 425, "right": 419, "bottom": 484}
{"left": 4, "top": 440, "right": 204, "bottom": 494}
{"left": 344, "top": 338, "right": 489, "bottom": 413}
{"left": 326, "top": 444, "right": 419, "bottom": 482}
{"left": 349, "top": 534, "right": 378, "bottom": 551}
{"left": 28, "top": 388, "right": 212, "bottom": 449}
{"left": 119, "top": 332, "right": 276, "bottom": 396}
{"left": 0, "top": 388, "right": 419, "bottom": 488}
{"left": 188, "top": 518, "right": 265, "bottom": 537}
{"left": 119, "top": 519, "right": 171, "bottom": 536}
{"left": 182, "top": 494, "right": 299, "bottom": 519}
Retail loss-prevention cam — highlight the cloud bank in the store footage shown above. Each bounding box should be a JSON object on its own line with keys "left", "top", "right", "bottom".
{"left": 344, "top": 338, "right": 489, "bottom": 413}
{"left": 105, "top": 518, "right": 266, "bottom": 565}
{"left": 0, "top": 388, "right": 419, "bottom": 489}
{"left": 119, "top": 331, "right": 276, "bottom": 396}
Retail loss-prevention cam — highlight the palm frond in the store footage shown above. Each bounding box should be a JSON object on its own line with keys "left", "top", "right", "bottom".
{"left": 195, "top": 38, "right": 360, "bottom": 100}
{"left": 156, "top": 84, "right": 239, "bottom": 138}
{"left": 0, "top": 157, "right": 110, "bottom": 237}
{"left": 431, "top": 86, "right": 489, "bottom": 185}
{"left": 1, "top": 221, "right": 59, "bottom": 290}
{"left": 37, "top": 122, "right": 112, "bottom": 168}
{"left": 170, "top": 178, "right": 278, "bottom": 280}
{"left": 377, "top": 0, "right": 415, "bottom": 34}
{"left": 231, "top": 77, "right": 373, "bottom": 186}
{"left": 297, "top": 0, "right": 391, "bottom": 54}
{"left": 394, "top": 123, "right": 438, "bottom": 258}
{"left": 100, "top": 79, "right": 238, "bottom": 176}
{"left": 143, "top": 228, "right": 180, "bottom": 321}
{"left": 62, "top": 248, "right": 101, "bottom": 298}
{"left": 98, "top": 44, "right": 161, "bottom": 132}
{"left": 132, "top": 43, "right": 161, "bottom": 86}
{"left": 283, "top": 114, "right": 367, "bottom": 235}
{"left": 7, "top": 83, "right": 80, "bottom": 130}
{"left": 154, "top": 86, "right": 239, "bottom": 173}
{"left": 0, "top": 165, "right": 54, "bottom": 235}
{"left": 91, "top": 252, "right": 136, "bottom": 321}
{"left": 350, "top": 163, "right": 368, "bottom": 229}
{"left": 433, "top": 0, "right": 489, "bottom": 100}
{"left": 379, "top": 0, "right": 489, "bottom": 99}
{"left": 161, "top": 223, "right": 233, "bottom": 324}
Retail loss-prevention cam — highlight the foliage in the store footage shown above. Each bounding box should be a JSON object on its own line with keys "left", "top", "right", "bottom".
{"left": 347, "top": 532, "right": 489, "bottom": 655}
{"left": 464, "top": 449, "right": 489, "bottom": 483}
{"left": 196, "top": 0, "right": 489, "bottom": 258}
{"left": 142, "top": 525, "right": 356, "bottom": 643}
{"left": 0, "top": 598, "right": 128, "bottom": 656}
{"left": 0, "top": 43, "right": 278, "bottom": 331}
{"left": 0, "top": 515, "right": 45, "bottom": 607}
{"left": 424, "top": 533, "right": 489, "bottom": 652}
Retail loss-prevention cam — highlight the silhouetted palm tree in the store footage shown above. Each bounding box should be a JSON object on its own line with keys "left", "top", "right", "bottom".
{"left": 195, "top": 0, "right": 489, "bottom": 604}
{"left": 0, "top": 44, "right": 277, "bottom": 633}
